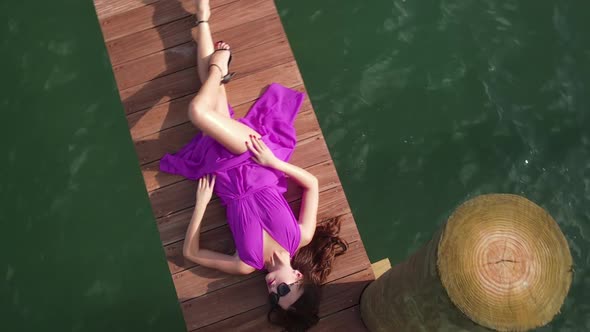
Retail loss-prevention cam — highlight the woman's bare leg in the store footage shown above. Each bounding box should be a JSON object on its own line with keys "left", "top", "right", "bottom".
{"left": 188, "top": 43, "right": 260, "bottom": 155}
{"left": 195, "top": 0, "right": 231, "bottom": 117}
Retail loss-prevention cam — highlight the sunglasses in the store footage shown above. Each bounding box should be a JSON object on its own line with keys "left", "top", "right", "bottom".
{"left": 268, "top": 281, "right": 299, "bottom": 308}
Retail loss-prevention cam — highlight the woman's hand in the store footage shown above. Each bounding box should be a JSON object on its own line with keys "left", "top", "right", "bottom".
{"left": 246, "top": 135, "right": 280, "bottom": 168}
{"left": 195, "top": 174, "right": 216, "bottom": 208}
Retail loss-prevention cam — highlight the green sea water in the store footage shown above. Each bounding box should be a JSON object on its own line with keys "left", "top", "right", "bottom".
{"left": 1, "top": 0, "right": 185, "bottom": 331}
{"left": 277, "top": 0, "right": 590, "bottom": 329}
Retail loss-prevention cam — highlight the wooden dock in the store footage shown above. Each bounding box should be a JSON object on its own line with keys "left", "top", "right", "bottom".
{"left": 92, "top": 0, "right": 374, "bottom": 330}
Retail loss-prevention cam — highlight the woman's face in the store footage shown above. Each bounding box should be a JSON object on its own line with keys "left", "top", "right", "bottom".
{"left": 265, "top": 266, "right": 304, "bottom": 309}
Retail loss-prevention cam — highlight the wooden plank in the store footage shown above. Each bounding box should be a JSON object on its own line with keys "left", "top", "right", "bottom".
{"left": 100, "top": 0, "right": 193, "bottom": 41}
{"left": 182, "top": 274, "right": 267, "bottom": 330}
{"left": 141, "top": 160, "right": 186, "bottom": 192}
{"left": 172, "top": 213, "right": 362, "bottom": 301}
{"left": 107, "top": 13, "right": 283, "bottom": 68}
{"left": 121, "top": 67, "right": 198, "bottom": 115}
{"left": 128, "top": 84, "right": 308, "bottom": 145}
{"left": 93, "top": 0, "right": 239, "bottom": 21}
{"left": 224, "top": 61, "right": 303, "bottom": 107}
{"left": 127, "top": 81, "right": 306, "bottom": 142}
{"left": 371, "top": 258, "right": 391, "bottom": 279}
{"left": 194, "top": 306, "right": 275, "bottom": 332}
{"left": 136, "top": 109, "right": 320, "bottom": 170}
{"left": 312, "top": 306, "right": 368, "bottom": 332}
{"left": 99, "top": 0, "right": 239, "bottom": 42}
{"left": 317, "top": 268, "right": 373, "bottom": 317}
{"left": 136, "top": 98, "right": 321, "bottom": 192}
{"left": 113, "top": 14, "right": 284, "bottom": 90}
{"left": 230, "top": 37, "right": 293, "bottom": 78}
{"left": 120, "top": 59, "right": 301, "bottom": 115}
{"left": 94, "top": 0, "right": 160, "bottom": 20}
{"left": 106, "top": 15, "right": 194, "bottom": 66}
{"left": 208, "top": 0, "right": 278, "bottom": 33}
{"left": 195, "top": 278, "right": 371, "bottom": 332}
{"left": 174, "top": 267, "right": 263, "bottom": 303}
{"left": 106, "top": 1, "right": 284, "bottom": 65}
{"left": 134, "top": 86, "right": 314, "bottom": 195}
{"left": 105, "top": 0, "right": 271, "bottom": 42}
{"left": 135, "top": 122, "right": 196, "bottom": 166}
{"left": 94, "top": 0, "right": 239, "bottom": 20}
{"left": 195, "top": 269, "right": 373, "bottom": 332}
{"left": 159, "top": 197, "right": 227, "bottom": 245}
{"left": 139, "top": 104, "right": 317, "bottom": 192}
{"left": 127, "top": 94, "right": 193, "bottom": 140}
{"left": 165, "top": 185, "right": 352, "bottom": 274}
{"left": 208, "top": 14, "right": 285, "bottom": 64}
{"left": 147, "top": 134, "right": 331, "bottom": 219}
{"left": 157, "top": 159, "right": 341, "bottom": 247}
{"left": 114, "top": 41, "right": 196, "bottom": 91}
{"left": 183, "top": 242, "right": 371, "bottom": 330}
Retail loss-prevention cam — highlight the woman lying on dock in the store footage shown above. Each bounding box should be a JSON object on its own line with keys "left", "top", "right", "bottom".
{"left": 159, "top": 0, "right": 347, "bottom": 330}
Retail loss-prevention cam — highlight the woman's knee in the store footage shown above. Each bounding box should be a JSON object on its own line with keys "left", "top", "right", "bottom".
{"left": 188, "top": 100, "right": 208, "bottom": 125}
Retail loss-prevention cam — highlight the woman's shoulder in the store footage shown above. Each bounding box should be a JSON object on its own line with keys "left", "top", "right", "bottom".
{"left": 233, "top": 251, "right": 258, "bottom": 275}
{"left": 236, "top": 260, "right": 257, "bottom": 275}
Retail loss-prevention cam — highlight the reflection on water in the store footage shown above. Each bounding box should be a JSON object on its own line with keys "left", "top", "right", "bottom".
{"left": 278, "top": 0, "right": 590, "bottom": 329}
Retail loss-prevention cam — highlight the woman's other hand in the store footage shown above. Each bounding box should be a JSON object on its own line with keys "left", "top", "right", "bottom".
{"left": 246, "top": 135, "right": 280, "bottom": 168}
{"left": 196, "top": 174, "right": 216, "bottom": 208}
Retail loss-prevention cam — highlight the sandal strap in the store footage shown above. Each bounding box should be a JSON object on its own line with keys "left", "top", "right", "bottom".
{"left": 195, "top": 20, "right": 208, "bottom": 27}
{"left": 209, "top": 64, "right": 226, "bottom": 76}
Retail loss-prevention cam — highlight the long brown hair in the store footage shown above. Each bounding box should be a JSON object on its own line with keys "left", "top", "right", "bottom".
{"left": 267, "top": 215, "right": 348, "bottom": 331}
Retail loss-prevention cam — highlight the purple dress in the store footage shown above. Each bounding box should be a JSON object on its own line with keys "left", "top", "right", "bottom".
{"left": 160, "top": 83, "right": 304, "bottom": 270}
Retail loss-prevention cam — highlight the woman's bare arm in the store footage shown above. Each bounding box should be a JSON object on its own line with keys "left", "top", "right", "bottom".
{"left": 183, "top": 175, "right": 255, "bottom": 275}
{"left": 271, "top": 159, "right": 319, "bottom": 246}
{"left": 246, "top": 136, "right": 319, "bottom": 247}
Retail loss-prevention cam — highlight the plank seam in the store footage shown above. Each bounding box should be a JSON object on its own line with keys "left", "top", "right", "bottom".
{"left": 96, "top": 0, "right": 240, "bottom": 21}
{"left": 162, "top": 187, "right": 348, "bottom": 260}
{"left": 188, "top": 260, "right": 370, "bottom": 331}
{"left": 129, "top": 87, "right": 309, "bottom": 142}
{"left": 141, "top": 118, "right": 323, "bottom": 193}
{"left": 149, "top": 137, "right": 336, "bottom": 223}
{"left": 150, "top": 159, "right": 342, "bottom": 223}
{"left": 181, "top": 238, "right": 362, "bottom": 309}
{"left": 158, "top": 188, "right": 345, "bottom": 248}
{"left": 320, "top": 304, "right": 361, "bottom": 320}
{"left": 178, "top": 271, "right": 262, "bottom": 304}
{"left": 140, "top": 126, "right": 322, "bottom": 169}
{"left": 151, "top": 170, "right": 337, "bottom": 226}
{"left": 102, "top": 0, "right": 237, "bottom": 43}
{"left": 109, "top": 11, "right": 279, "bottom": 67}
{"left": 147, "top": 156, "right": 327, "bottom": 197}
{"left": 117, "top": 26, "right": 285, "bottom": 91}
{"left": 168, "top": 210, "right": 356, "bottom": 275}
{"left": 123, "top": 59, "right": 298, "bottom": 117}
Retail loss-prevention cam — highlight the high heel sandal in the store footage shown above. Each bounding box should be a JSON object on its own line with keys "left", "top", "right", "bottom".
{"left": 209, "top": 42, "right": 236, "bottom": 84}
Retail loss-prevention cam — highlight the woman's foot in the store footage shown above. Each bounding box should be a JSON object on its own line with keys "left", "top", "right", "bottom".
{"left": 196, "top": 0, "right": 210, "bottom": 22}
{"left": 209, "top": 41, "right": 235, "bottom": 84}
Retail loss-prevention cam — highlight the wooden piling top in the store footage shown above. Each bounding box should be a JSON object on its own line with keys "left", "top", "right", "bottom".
{"left": 438, "top": 194, "right": 572, "bottom": 331}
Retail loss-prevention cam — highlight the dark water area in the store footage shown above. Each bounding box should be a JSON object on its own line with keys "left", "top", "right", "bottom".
{"left": 277, "top": 0, "right": 590, "bottom": 329}
{"left": 1, "top": 1, "right": 185, "bottom": 331}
